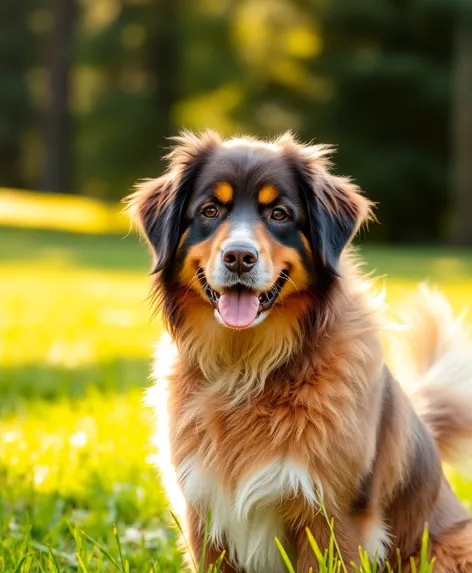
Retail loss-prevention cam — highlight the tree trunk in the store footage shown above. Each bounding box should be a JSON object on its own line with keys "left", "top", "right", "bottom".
{"left": 42, "top": 0, "right": 76, "bottom": 193}
{"left": 0, "top": 0, "right": 32, "bottom": 188}
{"left": 147, "top": 0, "right": 180, "bottom": 149}
{"left": 450, "top": 11, "right": 472, "bottom": 244}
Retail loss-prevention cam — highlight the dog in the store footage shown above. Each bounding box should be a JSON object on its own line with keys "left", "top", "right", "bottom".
{"left": 127, "top": 131, "right": 472, "bottom": 572}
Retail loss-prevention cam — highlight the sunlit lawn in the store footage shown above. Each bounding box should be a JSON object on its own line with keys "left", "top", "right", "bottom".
{"left": 1, "top": 191, "right": 472, "bottom": 571}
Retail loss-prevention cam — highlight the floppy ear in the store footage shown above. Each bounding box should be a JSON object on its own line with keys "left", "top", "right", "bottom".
{"left": 280, "top": 135, "right": 372, "bottom": 275}
{"left": 304, "top": 171, "right": 373, "bottom": 275}
{"left": 126, "top": 130, "right": 221, "bottom": 273}
{"left": 127, "top": 174, "right": 182, "bottom": 273}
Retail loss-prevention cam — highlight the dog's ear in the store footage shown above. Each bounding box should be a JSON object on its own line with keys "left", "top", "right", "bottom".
{"left": 280, "top": 135, "right": 373, "bottom": 275}
{"left": 127, "top": 173, "right": 179, "bottom": 273}
{"left": 304, "top": 171, "right": 373, "bottom": 275}
{"left": 126, "top": 130, "right": 221, "bottom": 273}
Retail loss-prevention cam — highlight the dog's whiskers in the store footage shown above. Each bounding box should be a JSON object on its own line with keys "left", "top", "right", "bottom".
{"left": 182, "top": 273, "right": 203, "bottom": 299}
{"left": 280, "top": 270, "right": 300, "bottom": 295}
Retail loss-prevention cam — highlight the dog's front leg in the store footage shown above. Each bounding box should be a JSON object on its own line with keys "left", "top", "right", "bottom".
{"left": 184, "top": 505, "right": 240, "bottom": 572}
{"left": 294, "top": 514, "right": 364, "bottom": 573}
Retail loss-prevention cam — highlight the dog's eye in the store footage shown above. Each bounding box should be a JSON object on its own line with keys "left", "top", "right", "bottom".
{"left": 202, "top": 205, "right": 219, "bottom": 218}
{"left": 271, "top": 208, "right": 289, "bottom": 221}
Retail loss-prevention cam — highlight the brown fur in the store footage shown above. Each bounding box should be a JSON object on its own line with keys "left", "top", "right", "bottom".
{"left": 128, "top": 131, "right": 472, "bottom": 572}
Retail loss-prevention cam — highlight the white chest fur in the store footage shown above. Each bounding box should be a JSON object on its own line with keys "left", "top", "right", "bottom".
{"left": 177, "top": 456, "right": 320, "bottom": 573}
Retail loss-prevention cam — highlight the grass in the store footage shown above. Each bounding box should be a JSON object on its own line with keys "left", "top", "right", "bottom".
{"left": 0, "top": 190, "right": 471, "bottom": 571}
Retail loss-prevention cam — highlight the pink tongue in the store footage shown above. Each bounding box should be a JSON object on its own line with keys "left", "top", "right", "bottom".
{"left": 218, "top": 290, "right": 260, "bottom": 328}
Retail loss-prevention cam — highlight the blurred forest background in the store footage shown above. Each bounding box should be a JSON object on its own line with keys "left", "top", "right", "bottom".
{"left": 2, "top": 0, "right": 472, "bottom": 244}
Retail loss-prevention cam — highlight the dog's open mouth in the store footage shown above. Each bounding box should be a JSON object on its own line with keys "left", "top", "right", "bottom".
{"left": 197, "top": 269, "right": 288, "bottom": 328}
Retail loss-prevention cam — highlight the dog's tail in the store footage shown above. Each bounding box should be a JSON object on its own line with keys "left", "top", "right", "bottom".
{"left": 389, "top": 284, "right": 472, "bottom": 467}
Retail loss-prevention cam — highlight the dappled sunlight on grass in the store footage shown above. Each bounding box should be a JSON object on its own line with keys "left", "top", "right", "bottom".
{"left": 1, "top": 390, "right": 157, "bottom": 507}
{"left": 0, "top": 261, "right": 159, "bottom": 366}
{"left": 0, "top": 204, "right": 178, "bottom": 568}
{"left": 0, "top": 188, "right": 129, "bottom": 234}
{"left": 0, "top": 391, "right": 180, "bottom": 570}
{"left": 0, "top": 220, "right": 178, "bottom": 569}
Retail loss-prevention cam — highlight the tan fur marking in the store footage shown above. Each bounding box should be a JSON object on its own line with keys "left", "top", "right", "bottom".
{"left": 178, "top": 223, "right": 230, "bottom": 291}
{"left": 215, "top": 182, "right": 233, "bottom": 204}
{"left": 258, "top": 184, "right": 278, "bottom": 205}
{"left": 254, "top": 223, "right": 310, "bottom": 301}
{"left": 177, "top": 228, "right": 189, "bottom": 251}
{"left": 301, "top": 234, "right": 311, "bottom": 254}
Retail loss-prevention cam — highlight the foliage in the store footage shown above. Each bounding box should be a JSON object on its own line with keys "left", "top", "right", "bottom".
{"left": 4, "top": 0, "right": 472, "bottom": 242}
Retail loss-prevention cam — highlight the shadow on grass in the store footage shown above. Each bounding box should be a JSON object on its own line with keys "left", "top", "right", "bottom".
{"left": 361, "top": 243, "right": 472, "bottom": 282}
{"left": 0, "top": 226, "right": 150, "bottom": 272}
{"left": 0, "top": 357, "right": 151, "bottom": 410}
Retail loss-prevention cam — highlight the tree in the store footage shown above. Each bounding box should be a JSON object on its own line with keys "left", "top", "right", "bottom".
{"left": 0, "top": 0, "right": 34, "bottom": 188}
{"left": 299, "top": 0, "right": 453, "bottom": 242}
{"left": 450, "top": 7, "right": 472, "bottom": 244}
{"left": 74, "top": 0, "right": 182, "bottom": 198}
{"left": 43, "top": 0, "right": 77, "bottom": 192}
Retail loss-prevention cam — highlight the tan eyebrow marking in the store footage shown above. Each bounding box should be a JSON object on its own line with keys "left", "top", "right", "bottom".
{"left": 215, "top": 182, "right": 233, "bottom": 204}
{"left": 258, "top": 184, "right": 278, "bottom": 205}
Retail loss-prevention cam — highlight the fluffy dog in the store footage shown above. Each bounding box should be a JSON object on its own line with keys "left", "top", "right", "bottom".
{"left": 127, "top": 131, "right": 472, "bottom": 572}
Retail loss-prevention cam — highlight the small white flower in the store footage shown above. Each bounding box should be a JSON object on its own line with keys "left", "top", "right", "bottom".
{"left": 3, "top": 430, "right": 20, "bottom": 443}
{"left": 69, "top": 430, "right": 88, "bottom": 448}
{"left": 33, "top": 465, "right": 49, "bottom": 486}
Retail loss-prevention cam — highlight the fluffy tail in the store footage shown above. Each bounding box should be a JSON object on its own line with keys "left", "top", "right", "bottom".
{"left": 389, "top": 284, "right": 472, "bottom": 467}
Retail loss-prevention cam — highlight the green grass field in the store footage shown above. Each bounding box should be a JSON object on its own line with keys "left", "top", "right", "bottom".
{"left": 1, "top": 192, "right": 472, "bottom": 571}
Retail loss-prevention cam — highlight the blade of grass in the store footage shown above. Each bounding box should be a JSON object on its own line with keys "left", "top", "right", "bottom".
{"left": 81, "top": 530, "right": 122, "bottom": 572}
{"left": 420, "top": 524, "right": 430, "bottom": 573}
{"left": 47, "top": 545, "right": 60, "bottom": 573}
{"left": 23, "top": 554, "right": 36, "bottom": 573}
{"left": 113, "top": 524, "right": 126, "bottom": 573}
{"left": 76, "top": 553, "right": 91, "bottom": 573}
{"left": 199, "top": 510, "right": 212, "bottom": 573}
{"left": 26, "top": 539, "right": 77, "bottom": 567}
{"left": 275, "top": 537, "right": 296, "bottom": 573}
{"left": 328, "top": 523, "right": 335, "bottom": 572}
{"left": 170, "top": 510, "right": 198, "bottom": 573}
{"left": 213, "top": 550, "right": 226, "bottom": 573}
{"left": 358, "top": 547, "right": 371, "bottom": 573}
{"left": 323, "top": 511, "right": 348, "bottom": 573}
{"left": 305, "top": 528, "right": 327, "bottom": 573}
{"left": 149, "top": 561, "right": 161, "bottom": 573}
{"left": 396, "top": 548, "right": 403, "bottom": 573}
{"left": 12, "top": 556, "right": 27, "bottom": 573}
{"left": 372, "top": 550, "right": 379, "bottom": 573}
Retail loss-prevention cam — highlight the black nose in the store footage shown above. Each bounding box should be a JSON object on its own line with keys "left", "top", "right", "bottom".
{"left": 222, "top": 243, "right": 259, "bottom": 274}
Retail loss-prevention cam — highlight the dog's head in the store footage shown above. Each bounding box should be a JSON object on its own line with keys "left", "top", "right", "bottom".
{"left": 127, "top": 131, "right": 372, "bottom": 331}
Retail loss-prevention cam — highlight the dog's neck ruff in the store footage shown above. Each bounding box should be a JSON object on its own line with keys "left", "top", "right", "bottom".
{"left": 169, "top": 258, "right": 383, "bottom": 403}
{"left": 174, "top": 310, "right": 305, "bottom": 402}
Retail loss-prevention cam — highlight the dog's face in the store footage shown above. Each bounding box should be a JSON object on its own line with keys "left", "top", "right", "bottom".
{"left": 178, "top": 145, "right": 313, "bottom": 329}
{"left": 128, "top": 132, "right": 371, "bottom": 330}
